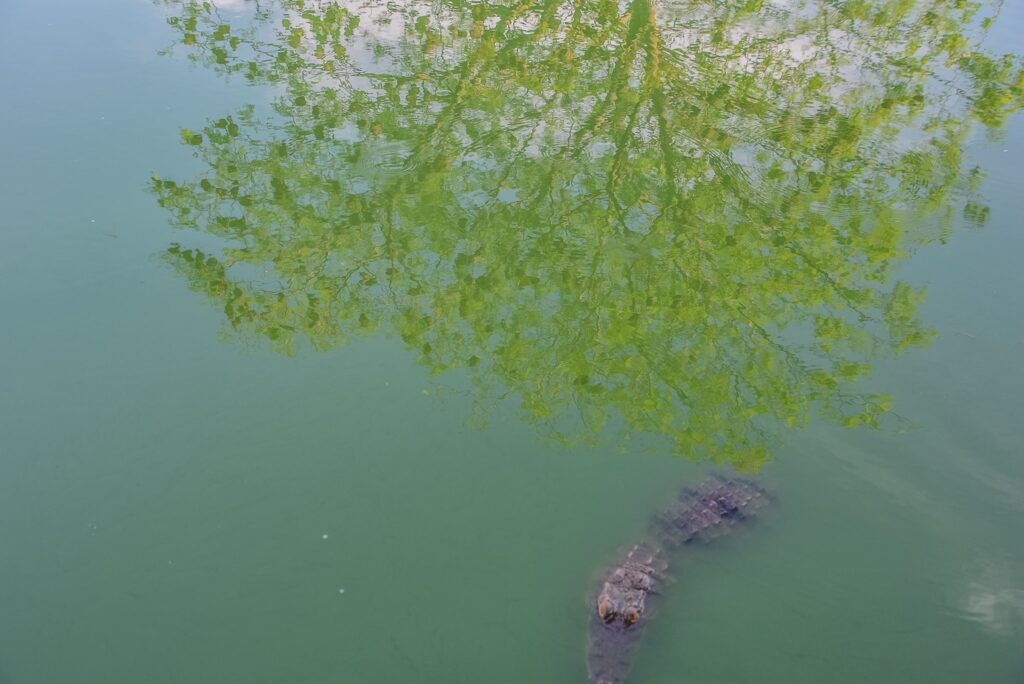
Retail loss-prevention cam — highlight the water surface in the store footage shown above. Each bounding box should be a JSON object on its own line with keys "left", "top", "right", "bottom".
{"left": 1, "top": 0, "right": 1022, "bottom": 682}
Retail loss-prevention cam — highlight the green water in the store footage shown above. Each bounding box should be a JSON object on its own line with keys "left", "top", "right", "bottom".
{"left": 1, "top": 0, "right": 1022, "bottom": 682}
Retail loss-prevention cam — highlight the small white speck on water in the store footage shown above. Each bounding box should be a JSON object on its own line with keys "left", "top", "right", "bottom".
{"left": 322, "top": 534, "right": 329, "bottom": 540}
{"left": 338, "top": 588, "right": 345, "bottom": 594}
{"left": 90, "top": 219, "right": 96, "bottom": 223}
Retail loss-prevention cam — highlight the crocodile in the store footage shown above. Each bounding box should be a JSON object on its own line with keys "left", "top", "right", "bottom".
{"left": 587, "top": 475, "right": 768, "bottom": 684}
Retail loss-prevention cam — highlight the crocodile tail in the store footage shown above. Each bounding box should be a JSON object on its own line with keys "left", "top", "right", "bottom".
{"left": 654, "top": 474, "right": 768, "bottom": 547}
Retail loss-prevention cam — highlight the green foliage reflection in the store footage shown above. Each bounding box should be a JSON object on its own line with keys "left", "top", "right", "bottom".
{"left": 152, "top": 0, "right": 1023, "bottom": 469}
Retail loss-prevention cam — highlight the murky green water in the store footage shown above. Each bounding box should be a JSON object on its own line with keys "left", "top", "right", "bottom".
{"left": 2, "top": 1, "right": 1022, "bottom": 682}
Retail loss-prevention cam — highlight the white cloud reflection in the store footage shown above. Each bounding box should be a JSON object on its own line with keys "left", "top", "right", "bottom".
{"left": 961, "top": 567, "right": 1024, "bottom": 636}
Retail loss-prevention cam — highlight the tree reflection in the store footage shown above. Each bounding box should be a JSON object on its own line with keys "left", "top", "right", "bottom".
{"left": 151, "top": 0, "right": 1022, "bottom": 469}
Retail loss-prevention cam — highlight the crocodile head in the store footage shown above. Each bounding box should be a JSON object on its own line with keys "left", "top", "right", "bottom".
{"left": 596, "top": 580, "right": 645, "bottom": 628}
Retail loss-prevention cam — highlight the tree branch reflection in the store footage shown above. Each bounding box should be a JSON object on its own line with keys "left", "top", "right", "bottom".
{"left": 152, "top": 0, "right": 1023, "bottom": 469}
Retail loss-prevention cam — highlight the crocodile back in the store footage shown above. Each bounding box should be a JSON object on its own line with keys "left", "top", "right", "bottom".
{"left": 655, "top": 475, "right": 769, "bottom": 548}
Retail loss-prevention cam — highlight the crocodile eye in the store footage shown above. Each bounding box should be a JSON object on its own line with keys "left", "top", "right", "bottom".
{"left": 624, "top": 609, "right": 640, "bottom": 626}
{"left": 597, "top": 597, "right": 615, "bottom": 622}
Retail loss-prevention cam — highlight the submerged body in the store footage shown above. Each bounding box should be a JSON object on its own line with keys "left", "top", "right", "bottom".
{"left": 587, "top": 476, "right": 768, "bottom": 684}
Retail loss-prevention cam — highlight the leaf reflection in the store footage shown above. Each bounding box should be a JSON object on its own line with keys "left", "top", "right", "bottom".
{"left": 151, "top": 0, "right": 1023, "bottom": 469}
